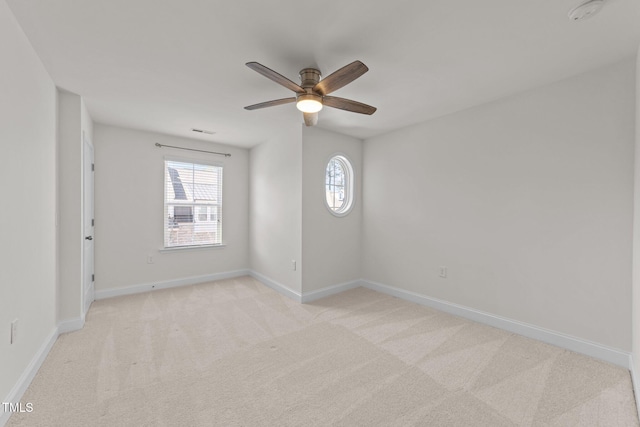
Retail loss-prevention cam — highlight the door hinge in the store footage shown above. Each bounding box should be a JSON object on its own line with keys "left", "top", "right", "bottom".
{"left": 91, "top": 163, "right": 95, "bottom": 172}
{"left": 92, "top": 218, "right": 94, "bottom": 226}
{"left": 92, "top": 274, "right": 95, "bottom": 282}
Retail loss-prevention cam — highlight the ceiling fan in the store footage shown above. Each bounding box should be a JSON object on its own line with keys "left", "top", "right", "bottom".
{"left": 244, "top": 60, "right": 377, "bottom": 126}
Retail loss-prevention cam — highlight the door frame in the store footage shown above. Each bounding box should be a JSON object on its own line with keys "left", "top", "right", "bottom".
{"left": 82, "top": 131, "right": 95, "bottom": 316}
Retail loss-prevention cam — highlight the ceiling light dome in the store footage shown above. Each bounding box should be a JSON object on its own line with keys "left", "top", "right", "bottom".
{"left": 296, "top": 94, "right": 323, "bottom": 113}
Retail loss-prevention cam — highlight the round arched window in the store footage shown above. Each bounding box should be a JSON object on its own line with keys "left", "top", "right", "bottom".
{"left": 325, "top": 154, "right": 354, "bottom": 216}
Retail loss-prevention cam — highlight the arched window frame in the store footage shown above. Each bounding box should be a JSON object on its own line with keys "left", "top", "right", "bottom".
{"left": 324, "top": 153, "right": 355, "bottom": 217}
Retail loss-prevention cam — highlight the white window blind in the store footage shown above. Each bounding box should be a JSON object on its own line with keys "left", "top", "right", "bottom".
{"left": 164, "top": 159, "right": 223, "bottom": 248}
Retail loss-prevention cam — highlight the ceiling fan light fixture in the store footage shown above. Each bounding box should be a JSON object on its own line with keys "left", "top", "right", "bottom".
{"left": 296, "top": 94, "right": 323, "bottom": 113}
{"left": 244, "top": 61, "right": 376, "bottom": 123}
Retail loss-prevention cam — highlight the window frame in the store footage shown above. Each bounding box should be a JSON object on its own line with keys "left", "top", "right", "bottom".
{"left": 163, "top": 156, "right": 224, "bottom": 249}
{"left": 324, "top": 153, "right": 355, "bottom": 217}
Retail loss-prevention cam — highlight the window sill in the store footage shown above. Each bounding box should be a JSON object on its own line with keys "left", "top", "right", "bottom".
{"left": 159, "top": 244, "right": 226, "bottom": 253}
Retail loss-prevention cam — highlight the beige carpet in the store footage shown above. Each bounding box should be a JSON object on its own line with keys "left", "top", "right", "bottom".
{"left": 7, "top": 276, "right": 639, "bottom": 426}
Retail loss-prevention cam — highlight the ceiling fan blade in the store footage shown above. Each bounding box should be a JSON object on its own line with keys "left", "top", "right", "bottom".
{"left": 303, "top": 112, "right": 318, "bottom": 127}
{"left": 323, "top": 96, "right": 377, "bottom": 115}
{"left": 244, "top": 97, "right": 296, "bottom": 110}
{"left": 313, "top": 60, "right": 369, "bottom": 96}
{"left": 246, "top": 62, "right": 305, "bottom": 94}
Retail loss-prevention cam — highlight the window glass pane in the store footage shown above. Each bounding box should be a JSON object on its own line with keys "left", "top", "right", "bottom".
{"left": 197, "top": 206, "right": 208, "bottom": 222}
{"left": 174, "top": 206, "right": 193, "bottom": 223}
{"left": 165, "top": 160, "right": 223, "bottom": 248}
{"left": 325, "top": 155, "right": 352, "bottom": 215}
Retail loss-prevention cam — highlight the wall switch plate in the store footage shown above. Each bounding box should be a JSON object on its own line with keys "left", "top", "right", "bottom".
{"left": 292, "top": 260, "right": 296, "bottom": 271}
{"left": 10, "top": 319, "right": 18, "bottom": 344}
{"left": 439, "top": 266, "right": 447, "bottom": 278}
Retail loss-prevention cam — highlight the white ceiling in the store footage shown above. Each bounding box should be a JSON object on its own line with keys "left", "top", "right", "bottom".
{"left": 7, "top": 0, "right": 640, "bottom": 148}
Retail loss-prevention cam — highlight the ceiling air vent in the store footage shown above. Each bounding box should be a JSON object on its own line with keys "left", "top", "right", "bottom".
{"left": 191, "top": 128, "right": 215, "bottom": 135}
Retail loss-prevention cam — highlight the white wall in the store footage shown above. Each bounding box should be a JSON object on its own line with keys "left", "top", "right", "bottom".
{"left": 249, "top": 125, "right": 303, "bottom": 294}
{"left": 81, "top": 100, "right": 94, "bottom": 145}
{"left": 0, "top": 0, "right": 57, "bottom": 404}
{"left": 632, "top": 47, "right": 640, "bottom": 398}
{"left": 57, "top": 91, "right": 84, "bottom": 323}
{"left": 363, "top": 59, "right": 635, "bottom": 351}
{"left": 301, "top": 127, "right": 362, "bottom": 292}
{"left": 93, "top": 124, "right": 249, "bottom": 292}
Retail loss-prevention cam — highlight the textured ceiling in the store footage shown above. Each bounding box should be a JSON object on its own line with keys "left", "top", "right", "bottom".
{"left": 7, "top": 0, "right": 640, "bottom": 148}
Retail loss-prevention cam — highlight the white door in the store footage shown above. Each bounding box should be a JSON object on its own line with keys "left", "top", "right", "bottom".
{"left": 83, "top": 133, "right": 95, "bottom": 312}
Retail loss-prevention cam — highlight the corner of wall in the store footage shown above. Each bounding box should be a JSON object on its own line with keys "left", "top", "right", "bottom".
{"left": 631, "top": 44, "right": 640, "bottom": 421}
{"left": 300, "top": 127, "right": 364, "bottom": 293}
{"left": 248, "top": 124, "right": 303, "bottom": 294}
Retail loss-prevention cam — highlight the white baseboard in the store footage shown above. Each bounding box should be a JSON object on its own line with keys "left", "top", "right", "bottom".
{"left": 84, "top": 281, "right": 95, "bottom": 316}
{"left": 1, "top": 327, "right": 58, "bottom": 427}
{"left": 247, "top": 271, "right": 362, "bottom": 304}
{"left": 94, "top": 269, "right": 250, "bottom": 300}
{"left": 361, "top": 279, "right": 631, "bottom": 369}
{"left": 248, "top": 270, "right": 302, "bottom": 302}
{"left": 301, "top": 280, "right": 361, "bottom": 303}
{"left": 631, "top": 356, "right": 640, "bottom": 420}
{"left": 57, "top": 317, "right": 85, "bottom": 334}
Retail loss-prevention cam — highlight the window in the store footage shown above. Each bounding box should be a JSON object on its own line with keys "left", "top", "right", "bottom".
{"left": 174, "top": 206, "right": 193, "bottom": 223}
{"left": 164, "top": 159, "right": 223, "bottom": 248}
{"left": 325, "top": 154, "right": 354, "bottom": 216}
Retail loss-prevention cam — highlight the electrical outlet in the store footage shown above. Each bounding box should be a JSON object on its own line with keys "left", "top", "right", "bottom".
{"left": 10, "top": 319, "right": 18, "bottom": 344}
{"left": 439, "top": 266, "right": 447, "bottom": 278}
{"left": 147, "top": 255, "right": 154, "bottom": 264}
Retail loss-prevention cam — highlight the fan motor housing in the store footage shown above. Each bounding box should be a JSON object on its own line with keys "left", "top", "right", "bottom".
{"left": 299, "top": 68, "right": 321, "bottom": 88}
